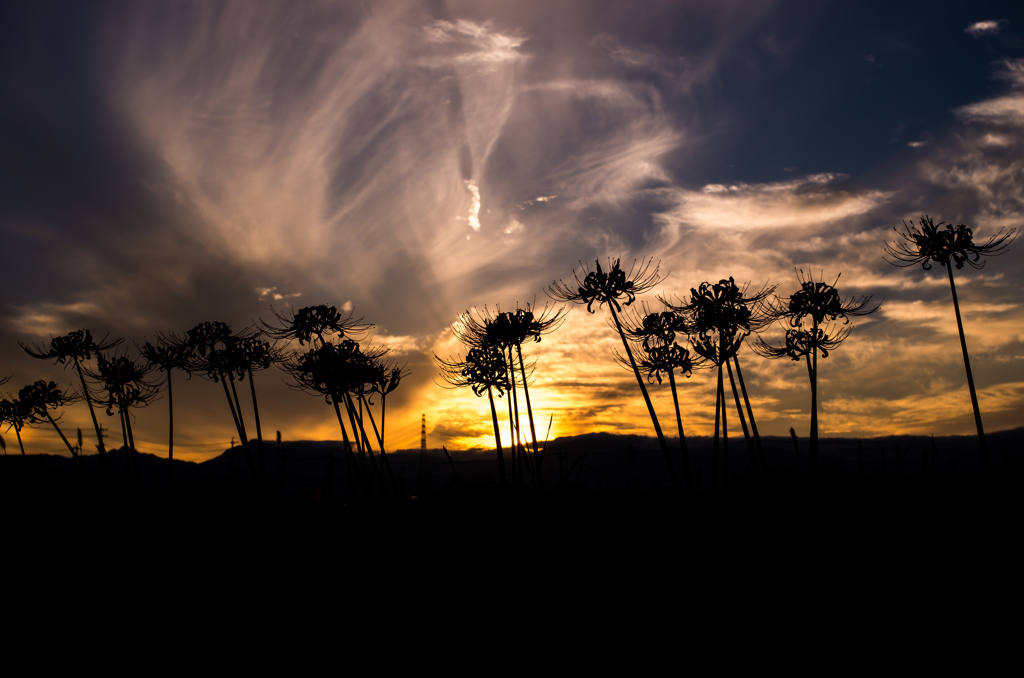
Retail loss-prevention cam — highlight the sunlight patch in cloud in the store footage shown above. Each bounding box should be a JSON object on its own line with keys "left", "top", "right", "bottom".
{"left": 256, "top": 286, "right": 301, "bottom": 302}
{"left": 8, "top": 303, "right": 104, "bottom": 338}
{"left": 465, "top": 180, "right": 482, "bottom": 231}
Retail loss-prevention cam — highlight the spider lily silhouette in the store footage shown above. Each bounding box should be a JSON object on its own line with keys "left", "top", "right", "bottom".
{"left": 886, "top": 215, "right": 1017, "bottom": 471}
{"left": 618, "top": 310, "right": 702, "bottom": 491}
{"left": 758, "top": 271, "right": 879, "bottom": 470}
{"left": 549, "top": 258, "right": 682, "bottom": 489}
{"left": 180, "top": 322, "right": 265, "bottom": 478}
{"left": 489, "top": 304, "right": 564, "bottom": 490}
{"left": 261, "top": 304, "right": 370, "bottom": 347}
{"left": 283, "top": 338, "right": 392, "bottom": 494}
{"left": 0, "top": 395, "right": 32, "bottom": 455}
{"left": 664, "top": 278, "right": 776, "bottom": 482}
{"left": 18, "top": 380, "right": 82, "bottom": 462}
{"left": 359, "top": 356, "right": 407, "bottom": 494}
{"left": 21, "top": 330, "right": 122, "bottom": 464}
{"left": 436, "top": 344, "right": 512, "bottom": 485}
{"left": 450, "top": 303, "right": 563, "bottom": 489}
{"left": 85, "top": 351, "right": 160, "bottom": 481}
{"left": 222, "top": 334, "right": 282, "bottom": 478}
{"left": 140, "top": 335, "right": 192, "bottom": 479}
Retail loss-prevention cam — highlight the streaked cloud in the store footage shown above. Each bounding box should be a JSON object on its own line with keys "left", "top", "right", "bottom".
{"left": 666, "top": 174, "right": 892, "bottom": 231}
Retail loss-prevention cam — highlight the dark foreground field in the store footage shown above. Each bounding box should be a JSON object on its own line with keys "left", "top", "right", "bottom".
{"left": 4, "top": 428, "right": 1021, "bottom": 547}
{"left": 4, "top": 431, "right": 1022, "bottom": 629}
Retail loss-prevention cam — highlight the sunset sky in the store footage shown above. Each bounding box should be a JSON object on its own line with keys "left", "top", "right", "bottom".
{"left": 2, "top": 0, "right": 1023, "bottom": 460}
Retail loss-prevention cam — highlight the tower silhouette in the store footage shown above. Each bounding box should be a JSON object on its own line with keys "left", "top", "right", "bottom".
{"left": 416, "top": 414, "right": 431, "bottom": 492}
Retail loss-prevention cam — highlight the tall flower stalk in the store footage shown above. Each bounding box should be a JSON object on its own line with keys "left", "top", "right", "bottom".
{"left": 435, "top": 344, "right": 512, "bottom": 486}
{"left": 18, "top": 381, "right": 81, "bottom": 464}
{"left": 664, "top": 278, "right": 775, "bottom": 479}
{"left": 182, "top": 322, "right": 261, "bottom": 478}
{"left": 21, "top": 331, "right": 122, "bottom": 466}
{"left": 140, "top": 335, "right": 192, "bottom": 481}
{"left": 885, "top": 216, "right": 1016, "bottom": 471}
{"left": 620, "top": 306, "right": 701, "bottom": 491}
{"left": 85, "top": 351, "right": 160, "bottom": 481}
{"left": 549, "top": 258, "right": 681, "bottom": 490}
{"left": 757, "top": 271, "right": 878, "bottom": 471}
{"left": 282, "top": 338, "right": 391, "bottom": 495}
{"left": 0, "top": 396, "right": 31, "bottom": 455}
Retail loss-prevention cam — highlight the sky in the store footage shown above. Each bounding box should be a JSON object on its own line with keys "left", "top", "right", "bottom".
{"left": 2, "top": 0, "right": 1023, "bottom": 460}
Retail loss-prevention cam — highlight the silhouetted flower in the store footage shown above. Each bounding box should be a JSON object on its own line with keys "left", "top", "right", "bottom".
{"left": 765, "top": 270, "right": 878, "bottom": 328}
{"left": 622, "top": 304, "right": 689, "bottom": 352}
{"left": 885, "top": 215, "right": 1016, "bottom": 471}
{"left": 18, "top": 380, "right": 81, "bottom": 458}
{"left": 21, "top": 330, "right": 122, "bottom": 460}
{"left": 757, "top": 270, "right": 878, "bottom": 471}
{"left": 548, "top": 258, "right": 663, "bottom": 313}
{"left": 548, "top": 257, "right": 681, "bottom": 489}
{"left": 436, "top": 344, "right": 511, "bottom": 397}
{"left": 752, "top": 324, "right": 851, "bottom": 362}
{"left": 885, "top": 215, "right": 1016, "bottom": 270}
{"left": 261, "top": 304, "right": 370, "bottom": 347}
{"left": 0, "top": 396, "right": 32, "bottom": 455}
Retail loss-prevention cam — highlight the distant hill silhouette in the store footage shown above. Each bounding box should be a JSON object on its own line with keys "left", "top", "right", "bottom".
{"left": 4, "top": 427, "right": 1020, "bottom": 494}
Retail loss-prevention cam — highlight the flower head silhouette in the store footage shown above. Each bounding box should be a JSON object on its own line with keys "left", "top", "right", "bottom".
{"left": 758, "top": 271, "right": 878, "bottom": 471}
{"left": 262, "top": 304, "right": 370, "bottom": 347}
{"left": 18, "top": 380, "right": 81, "bottom": 459}
{"left": 885, "top": 215, "right": 1017, "bottom": 470}
{"left": 548, "top": 258, "right": 662, "bottom": 313}
{"left": 548, "top": 257, "right": 682, "bottom": 489}
{"left": 21, "top": 330, "right": 122, "bottom": 463}
{"left": 0, "top": 396, "right": 32, "bottom": 455}
{"left": 885, "top": 215, "right": 1016, "bottom": 271}
{"left": 85, "top": 351, "right": 160, "bottom": 480}
{"left": 283, "top": 337, "right": 393, "bottom": 493}
{"left": 663, "top": 277, "right": 777, "bottom": 478}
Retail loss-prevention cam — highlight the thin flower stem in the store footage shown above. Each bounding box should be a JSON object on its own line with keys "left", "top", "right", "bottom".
{"left": 733, "top": 356, "right": 766, "bottom": 470}
{"left": 361, "top": 393, "right": 399, "bottom": 496}
{"left": 220, "top": 374, "right": 256, "bottom": 478}
{"left": 504, "top": 360, "right": 518, "bottom": 486}
{"left": 166, "top": 370, "right": 174, "bottom": 481}
{"left": 712, "top": 363, "right": 721, "bottom": 489}
{"left": 609, "top": 304, "right": 680, "bottom": 490}
{"left": 666, "top": 368, "right": 694, "bottom": 492}
{"left": 246, "top": 367, "right": 266, "bottom": 479}
{"left": 516, "top": 344, "right": 543, "bottom": 491}
{"left": 15, "top": 427, "right": 25, "bottom": 456}
{"left": 507, "top": 345, "right": 525, "bottom": 486}
{"left": 122, "top": 393, "right": 140, "bottom": 482}
{"left": 727, "top": 358, "right": 758, "bottom": 473}
{"left": 118, "top": 404, "right": 131, "bottom": 477}
{"left": 352, "top": 393, "right": 386, "bottom": 494}
{"left": 73, "top": 356, "right": 107, "bottom": 461}
{"left": 487, "top": 386, "right": 507, "bottom": 486}
{"left": 332, "top": 398, "right": 357, "bottom": 495}
{"left": 810, "top": 318, "right": 819, "bottom": 471}
{"left": 722, "top": 359, "right": 729, "bottom": 483}
{"left": 45, "top": 409, "right": 78, "bottom": 458}
{"left": 947, "top": 265, "right": 989, "bottom": 471}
